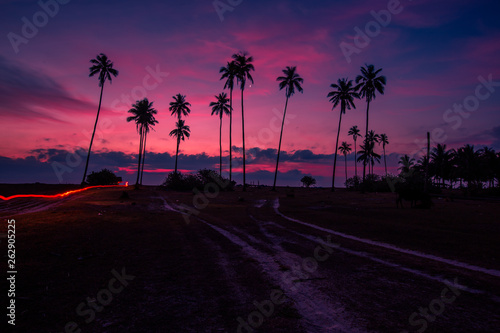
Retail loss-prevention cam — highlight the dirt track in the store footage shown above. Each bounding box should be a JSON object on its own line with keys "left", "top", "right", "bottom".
{"left": 1, "top": 186, "right": 499, "bottom": 332}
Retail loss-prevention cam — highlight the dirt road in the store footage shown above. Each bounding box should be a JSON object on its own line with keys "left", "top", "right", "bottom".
{"left": 1, "top": 186, "right": 499, "bottom": 332}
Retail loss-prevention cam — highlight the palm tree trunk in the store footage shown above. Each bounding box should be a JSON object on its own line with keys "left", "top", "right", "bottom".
{"left": 241, "top": 88, "right": 246, "bottom": 191}
{"left": 140, "top": 131, "right": 147, "bottom": 185}
{"left": 344, "top": 153, "right": 348, "bottom": 187}
{"left": 363, "top": 100, "right": 371, "bottom": 184}
{"left": 384, "top": 146, "right": 387, "bottom": 177}
{"left": 135, "top": 127, "right": 143, "bottom": 187}
{"left": 229, "top": 87, "right": 233, "bottom": 182}
{"left": 273, "top": 94, "right": 289, "bottom": 190}
{"left": 332, "top": 111, "right": 343, "bottom": 191}
{"left": 354, "top": 138, "right": 358, "bottom": 179}
{"left": 219, "top": 115, "right": 223, "bottom": 176}
{"left": 174, "top": 137, "right": 180, "bottom": 174}
{"left": 81, "top": 84, "right": 105, "bottom": 186}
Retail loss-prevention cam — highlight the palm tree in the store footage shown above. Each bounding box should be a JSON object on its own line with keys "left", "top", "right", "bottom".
{"left": 327, "top": 78, "right": 360, "bottom": 191}
{"left": 220, "top": 61, "right": 238, "bottom": 182}
{"left": 379, "top": 133, "right": 389, "bottom": 176}
{"left": 169, "top": 120, "right": 191, "bottom": 174}
{"left": 338, "top": 142, "right": 352, "bottom": 187}
{"left": 81, "top": 53, "right": 118, "bottom": 185}
{"left": 358, "top": 141, "right": 381, "bottom": 175}
{"left": 210, "top": 93, "right": 231, "bottom": 176}
{"left": 430, "top": 144, "right": 452, "bottom": 187}
{"left": 356, "top": 64, "right": 386, "bottom": 183}
{"left": 348, "top": 125, "right": 362, "bottom": 179}
{"left": 398, "top": 154, "right": 415, "bottom": 175}
{"left": 366, "top": 130, "right": 380, "bottom": 145}
{"left": 126, "top": 98, "right": 158, "bottom": 187}
{"left": 273, "top": 66, "right": 304, "bottom": 190}
{"left": 169, "top": 94, "right": 191, "bottom": 120}
{"left": 232, "top": 52, "right": 255, "bottom": 191}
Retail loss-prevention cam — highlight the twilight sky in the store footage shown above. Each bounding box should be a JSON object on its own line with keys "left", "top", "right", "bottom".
{"left": 1, "top": 0, "right": 499, "bottom": 186}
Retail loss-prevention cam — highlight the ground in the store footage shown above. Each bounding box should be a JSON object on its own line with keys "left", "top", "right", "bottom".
{"left": 1, "top": 184, "right": 499, "bottom": 332}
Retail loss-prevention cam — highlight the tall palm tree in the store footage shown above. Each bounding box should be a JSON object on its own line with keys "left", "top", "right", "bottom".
{"left": 379, "top": 133, "right": 389, "bottom": 176}
{"left": 355, "top": 64, "right": 386, "bottom": 183}
{"left": 126, "top": 98, "right": 158, "bottom": 187}
{"left": 431, "top": 144, "right": 452, "bottom": 187}
{"left": 139, "top": 106, "right": 158, "bottom": 185}
{"left": 81, "top": 53, "right": 118, "bottom": 185}
{"left": 273, "top": 66, "right": 304, "bottom": 190}
{"left": 327, "top": 78, "right": 360, "bottom": 191}
{"left": 210, "top": 93, "right": 231, "bottom": 176}
{"left": 348, "top": 125, "right": 362, "bottom": 179}
{"left": 232, "top": 52, "right": 255, "bottom": 191}
{"left": 169, "top": 94, "right": 191, "bottom": 120}
{"left": 338, "top": 142, "right": 352, "bottom": 187}
{"left": 220, "top": 61, "right": 238, "bottom": 182}
{"left": 169, "top": 120, "right": 191, "bottom": 174}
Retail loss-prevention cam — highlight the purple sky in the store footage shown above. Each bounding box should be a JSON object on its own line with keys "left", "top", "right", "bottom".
{"left": 1, "top": 0, "right": 499, "bottom": 186}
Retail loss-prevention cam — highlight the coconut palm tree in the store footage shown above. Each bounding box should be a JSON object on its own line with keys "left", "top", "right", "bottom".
{"left": 232, "top": 52, "right": 255, "bottom": 191}
{"left": 355, "top": 64, "right": 386, "bottom": 183}
{"left": 169, "top": 94, "right": 191, "bottom": 120}
{"left": 210, "top": 93, "right": 231, "bottom": 176}
{"left": 169, "top": 120, "right": 191, "bottom": 174}
{"left": 398, "top": 154, "right": 415, "bottom": 175}
{"left": 366, "top": 130, "right": 380, "bottom": 145}
{"left": 338, "top": 142, "right": 352, "bottom": 187}
{"left": 273, "top": 66, "right": 304, "bottom": 191}
{"left": 430, "top": 144, "right": 452, "bottom": 187}
{"left": 139, "top": 106, "right": 158, "bottom": 185}
{"left": 327, "top": 78, "right": 360, "bottom": 191}
{"left": 358, "top": 141, "right": 381, "bottom": 175}
{"left": 220, "top": 61, "right": 238, "bottom": 182}
{"left": 348, "top": 125, "right": 362, "bottom": 179}
{"left": 379, "top": 133, "right": 389, "bottom": 176}
{"left": 81, "top": 53, "right": 118, "bottom": 185}
{"left": 127, "top": 98, "right": 158, "bottom": 187}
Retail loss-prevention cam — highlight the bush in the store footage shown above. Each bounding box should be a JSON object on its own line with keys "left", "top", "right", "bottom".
{"left": 300, "top": 175, "right": 316, "bottom": 188}
{"left": 86, "top": 169, "right": 121, "bottom": 186}
{"left": 161, "top": 170, "right": 235, "bottom": 192}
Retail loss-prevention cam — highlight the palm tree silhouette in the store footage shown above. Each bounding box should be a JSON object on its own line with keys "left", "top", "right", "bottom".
{"left": 356, "top": 64, "right": 386, "bottom": 184}
{"left": 338, "top": 141, "right": 352, "bottom": 187}
{"left": 327, "top": 78, "right": 360, "bottom": 191}
{"left": 169, "top": 94, "right": 191, "bottom": 120}
{"left": 126, "top": 98, "right": 158, "bottom": 187}
{"left": 366, "top": 130, "right": 380, "bottom": 145}
{"left": 210, "top": 93, "right": 231, "bottom": 176}
{"left": 379, "top": 133, "right": 389, "bottom": 176}
{"left": 81, "top": 53, "right": 118, "bottom": 185}
{"left": 398, "top": 154, "right": 415, "bottom": 175}
{"left": 358, "top": 141, "right": 381, "bottom": 175}
{"left": 431, "top": 143, "right": 452, "bottom": 187}
{"left": 232, "top": 52, "right": 255, "bottom": 191}
{"left": 169, "top": 119, "right": 191, "bottom": 174}
{"left": 273, "top": 66, "right": 304, "bottom": 191}
{"left": 220, "top": 61, "right": 238, "bottom": 182}
{"left": 348, "top": 125, "right": 362, "bottom": 179}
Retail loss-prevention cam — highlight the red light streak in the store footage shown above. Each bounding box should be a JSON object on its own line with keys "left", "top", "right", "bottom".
{"left": 0, "top": 184, "right": 128, "bottom": 201}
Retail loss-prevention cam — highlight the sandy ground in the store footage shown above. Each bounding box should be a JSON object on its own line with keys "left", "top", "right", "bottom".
{"left": 1, "top": 185, "right": 499, "bottom": 332}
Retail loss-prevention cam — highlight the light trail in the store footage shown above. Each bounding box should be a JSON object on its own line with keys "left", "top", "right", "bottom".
{"left": 0, "top": 183, "right": 128, "bottom": 201}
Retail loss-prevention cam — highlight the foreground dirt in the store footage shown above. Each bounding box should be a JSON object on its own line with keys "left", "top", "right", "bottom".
{"left": 1, "top": 186, "right": 499, "bottom": 332}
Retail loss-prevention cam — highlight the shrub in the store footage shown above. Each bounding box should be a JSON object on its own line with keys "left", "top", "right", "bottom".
{"left": 86, "top": 169, "right": 121, "bottom": 186}
{"left": 300, "top": 175, "right": 316, "bottom": 188}
{"left": 161, "top": 170, "right": 235, "bottom": 192}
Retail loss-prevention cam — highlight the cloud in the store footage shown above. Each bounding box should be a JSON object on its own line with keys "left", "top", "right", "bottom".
{"left": 0, "top": 56, "right": 94, "bottom": 123}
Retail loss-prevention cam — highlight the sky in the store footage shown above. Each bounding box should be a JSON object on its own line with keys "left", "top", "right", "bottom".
{"left": 1, "top": 0, "right": 499, "bottom": 186}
